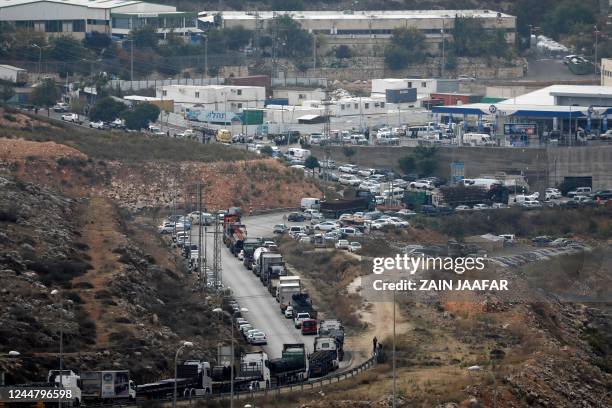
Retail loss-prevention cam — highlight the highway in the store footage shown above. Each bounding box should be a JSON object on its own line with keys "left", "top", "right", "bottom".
{"left": 195, "top": 212, "right": 313, "bottom": 359}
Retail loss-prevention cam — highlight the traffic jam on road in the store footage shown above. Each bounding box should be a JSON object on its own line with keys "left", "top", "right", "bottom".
{"left": 155, "top": 207, "right": 348, "bottom": 394}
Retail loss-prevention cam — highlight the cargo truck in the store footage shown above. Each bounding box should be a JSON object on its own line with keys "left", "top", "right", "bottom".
{"left": 259, "top": 252, "right": 286, "bottom": 287}
{"left": 318, "top": 320, "right": 345, "bottom": 361}
{"left": 0, "top": 64, "right": 28, "bottom": 84}
{"left": 277, "top": 282, "right": 301, "bottom": 312}
{"left": 137, "top": 360, "right": 212, "bottom": 399}
{"left": 47, "top": 370, "right": 83, "bottom": 406}
{"left": 268, "top": 344, "right": 309, "bottom": 387}
{"left": 223, "top": 213, "right": 247, "bottom": 256}
{"left": 81, "top": 370, "right": 136, "bottom": 402}
{"left": 242, "top": 238, "right": 263, "bottom": 269}
{"left": 290, "top": 292, "right": 317, "bottom": 320}
{"left": 308, "top": 350, "right": 338, "bottom": 378}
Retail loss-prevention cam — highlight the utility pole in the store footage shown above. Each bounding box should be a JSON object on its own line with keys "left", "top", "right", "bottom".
{"left": 204, "top": 35, "right": 208, "bottom": 78}
{"left": 313, "top": 35, "right": 316, "bottom": 69}
{"left": 197, "top": 183, "right": 203, "bottom": 290}
{"left": 212, "top": 215, "right": 222, "bottom": 288}
{"left": 441, "top": 19, "right": 445, "bottom": 79}
{"left": 392, "top": 287, "right": 396, "bottom": 408}
{"left": 129, "top": 39, "right": 134, "bottom": 83}
{"left": 594, "top": 25, "right": 599, "bottom": 75}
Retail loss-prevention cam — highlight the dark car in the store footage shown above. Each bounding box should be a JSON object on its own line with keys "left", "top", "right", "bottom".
{"left": 420, "top": 205, "right": 453, "bottom": 216}
{"left": 532, "top": 236, "right": 553, "bottom": 246}
{"left": 424, "top": 176, "right": 447, "bottom": 187}
{"left": 590, "top": 190, "right": 612, "bottom": 200}
{"left": 401, "top": 174, "right": 419, "bottom": 182}
{"left": 287, "top": 212, "right": 305, "bottom": 222}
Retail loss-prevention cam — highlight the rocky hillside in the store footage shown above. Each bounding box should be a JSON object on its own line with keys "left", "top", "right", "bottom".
{"left": 0, "top": 176, "right": 240, "bottom": 385}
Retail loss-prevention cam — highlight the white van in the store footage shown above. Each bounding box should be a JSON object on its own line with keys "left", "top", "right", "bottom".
{"left": 463, "top": 133, "right": 495, "bottom": 146}
{"left": 300, "top": 197, "right": 320, "bottom": 210}
{"left": 462, "top": 178, "right": 502, "bottom": 190}
{"left": 382, "top": 188, "right": 405, "bottom": 200}
{"left": 287, "top": 147, "right": 311, "bottom": 161}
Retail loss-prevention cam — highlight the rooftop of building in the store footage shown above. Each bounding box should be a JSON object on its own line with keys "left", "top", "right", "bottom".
{"left": 160, "top": 84, "right": 265, "bottom": 90}
{"left": 198, "top": 9, "right": 514, "bottom": 21}
{"left": 0, "top": 0, "right": 145, "bottom": 9}
{"left": 499, "top": 85, "right": 612, "bottom": 105}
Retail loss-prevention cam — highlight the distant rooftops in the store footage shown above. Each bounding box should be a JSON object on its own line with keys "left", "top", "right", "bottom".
{"left": 198, "top": 9, "right": 514, "bottom": 21}
{"left": 0, "top": 0, "right": 144, "bottom": 9}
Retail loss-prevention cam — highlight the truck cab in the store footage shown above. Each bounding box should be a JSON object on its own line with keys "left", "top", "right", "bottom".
{"left": 48, "top": 370, "right": 82, "bottom": 406}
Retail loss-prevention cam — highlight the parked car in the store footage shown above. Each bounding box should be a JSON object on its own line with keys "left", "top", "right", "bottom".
{"left": 288, "top": 212, "right": 305, "bottom": 222}
{"left": 284, "top": 306, "right": 294, "bottom": 318}
{"left": 339, "top": 227, "right": 362, "bottom": 237}
{"left": 491, "top": 202, "right": 508, "bottom": 209}
{"left": 294, "top": 312, "right": 311, "bottom": 328}
{"left": 348, "top": 242, "right": 362, "bottom": 252}
{"left": 409, "top": 179, "right": 435, "bottom": 190}
{"left": 314, "top": 221, "right": 339, "bottom": 231}
{"left": 386, "top": 217, "right": 410, "bottom": 228}
{"left": 472, "top": 203, "right": 490, "bottom": 210}
{"left": 455, "top": 205, "right": 471, "bottom": 211}
{"left": 532, "top": 236, "right": 553, "bottom": 246}
{"left": 338, "top": 175, "right": 362, "bottom": 186}
{"left": 545, "top": 188, "right": 562, "bottom": 200}
{"left": 53, "top": 103, "right": 68, "bottom": 112}
{"left": 335, "top": 239, "right": 350, "bottom": 250}
{"left": 248, "top": 332, "right": 267, "bottom": 345}
{"left": 273, "top": 224, "right": 288, "bottom": 234}
{"left": 573, "top": 195, "right": 593, "bottom": 205}
{"left": 89, "top": 120, "right": 106, "bottom": 129}
{"left": 357, "top": 168, "right": 376, "bottom": 177}
{"left": 61, "top": 113, "right": 80, "bottom": 123}
{"left": 338, "top": 164, "right": 358, "bottom": 174}
{"left": 567, "top": 187, "right": 591, "bottom": 197}
{"left": 158, "top": 222, "right": 175, "bottom": 234}
{"left": 590, "top": 190, "right": 612, "bottom": 200}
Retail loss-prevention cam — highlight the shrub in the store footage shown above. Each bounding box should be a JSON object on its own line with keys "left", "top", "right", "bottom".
{"left": 3, "top": 113, "right": 17, "bottom": 122}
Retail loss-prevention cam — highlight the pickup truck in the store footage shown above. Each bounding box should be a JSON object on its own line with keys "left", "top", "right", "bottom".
{"left": 567, "top": 187, "right": 591, "bottom": 198}
{"left": 294, "top": 312, "right": 310, "bottom": 328}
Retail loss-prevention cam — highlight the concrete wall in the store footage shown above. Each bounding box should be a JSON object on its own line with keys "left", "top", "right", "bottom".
{"left": 311, "top": 145, "right": 612, "bottom": 191}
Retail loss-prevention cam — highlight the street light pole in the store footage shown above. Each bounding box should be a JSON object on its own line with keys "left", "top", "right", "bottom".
{"left": 173, "top": 341, "right": 194, "bottom": 408}
{"left": 204, "top": 35, "right": 208, "bottom": 78}
{"left": 594, "top": 25, "right": 599, "bottom": 75}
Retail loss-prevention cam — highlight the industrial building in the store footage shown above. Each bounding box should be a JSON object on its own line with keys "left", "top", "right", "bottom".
{"left": 432, "top": 85, "right": 612, "bottom": 146}
{"left": 199, "top": 9, "right": 516, "bottom": 54}
{"left": 157, "top": 84, "right": 266, "bottom": 113}
{"left": 0, "top": 0, "right": 200, "bottom": 39}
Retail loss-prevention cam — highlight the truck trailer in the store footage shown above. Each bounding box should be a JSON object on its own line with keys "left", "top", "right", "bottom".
{"left": 81, "top": 370, "right": 136, "bottom": 402}
{"left": 137, "top": 360, "right": 212, "bottom": 399}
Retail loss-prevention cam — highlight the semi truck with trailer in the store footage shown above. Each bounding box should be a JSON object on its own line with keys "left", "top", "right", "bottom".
{"left": 80, "top": 370, "right": 136, "bottom": 402}
{"left": 290, "top": 292, "right": 317, "bottom": 320}
{"left": 242, "top": 238, "right": 263, "bottom": 269}
{"left": 259, "top": 253, "right": 286, "bottom": 287}
{"left": 277, "top": 282, "right": 301, "bottom": 312}
{"left": 318, "top": 320, "right": 345, "bottom": 361}
{"left": 268, "top": 344, "right": 309, "bottom": 387}
{"left": 137, "top": 360, "right": 212, "bottom": 399}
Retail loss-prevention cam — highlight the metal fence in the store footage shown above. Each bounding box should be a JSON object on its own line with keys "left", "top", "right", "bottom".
{"left": 272, "top": 77, "right": 328, "bottom": 88}
{"left": 108, "top": 77, "right": 225, "bottom": 91}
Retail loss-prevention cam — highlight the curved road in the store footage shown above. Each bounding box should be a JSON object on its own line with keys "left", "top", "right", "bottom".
{"left": 197, "top": 212, "right": 313, "bottom": 359}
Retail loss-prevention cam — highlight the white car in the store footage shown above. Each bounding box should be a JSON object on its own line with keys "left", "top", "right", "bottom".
{"left": 369, "top": 219, "right": 390, "bottom": 230}
{"left": 338, "top": 164, "right": 358, "bottom": 174}
{"left": 294, "top": 312, "right": 311, "bottom": 328}
{"left": 335, "top": 239, "right": 350, "bottom": 250}
{"left": 248, "top": 332, "right": 267, "bottom": 345}
{"left": 409, "top": 180, "right": 434, "bottom": 190}
{"left": 89, "top": 120, "right": 106, "bottom": 129}
{"left": 338, "top": 175, "right": 361, "bottom": 186}
{"left": 391, "top": 179, "right": 409, "bottom": 189}
{"left": 357, "top": 168, "right": 376, "bottom": 177}
{"left": 455, "top": 205, "right": 471, "bottom": 211}
{"left": 386, "top": 217, "right": 410, "bottom": 228}
{"left": 339, "top": 227, "right": 362, "bottom": 236}
{"left": 491, "top": 203, "right": 508, "bottom": 209}
{"left": 545, "top": 188, "right": 562, "bottom": 200}
{"left": 158, "top": 222, "right": 175, "bottom": 234}
{"left": 348, "top": 242, "right": 362, "bottom": 252}
{"left": 567, "top": 187, "right": 591, "bottom": 198}
{"left": 61, "top": 113, "right": 79, "bottom": 122}
{"left": 314, "top": 221, "right": 340, "bottom": 231}
{"left": 284, "top": 306, "right": 294, "bottom": 318}
{"left": 473, "top": 204, "right": 490, "bottom": 210}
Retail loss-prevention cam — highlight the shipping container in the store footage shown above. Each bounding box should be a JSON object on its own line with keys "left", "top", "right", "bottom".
{"left": 385, "top": 88, "right": 417, "bottom": 103}
{"left": 430, "top": 93, "right": 481, "bottom": 106}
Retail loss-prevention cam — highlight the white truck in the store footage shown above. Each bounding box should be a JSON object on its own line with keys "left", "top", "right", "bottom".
{"left": 80, "top": 370, "right": 136, "bottom": 402}
{"left": 462, "top": 133, "right": 495, "bottom": 146}
{"left": 47, "top": 370, "right": 82, "bottom": 406}
{"left": 236, "top": 352, "right": 271, "bottom": 391}
{"left": 0, "top": 64, "right": 28, "bottom": 84}
{"left": 277, "top": 282, "right": 301, "bottom": 312}
{"left": 137, "top": 360, "right": 212, "bottom": 398}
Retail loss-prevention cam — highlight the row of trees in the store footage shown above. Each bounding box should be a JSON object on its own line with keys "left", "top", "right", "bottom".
{"left": 385, "top": 16, "right": 514, "bottom": 70}
{"left": 88, "top": 97, "right": 160, "bottom": 130}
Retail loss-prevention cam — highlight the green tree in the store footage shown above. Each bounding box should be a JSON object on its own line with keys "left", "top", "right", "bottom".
{"left": 384, "top": 46, "right": 410, "bottom": 70}
{"left": 453, "top": 17, "right": 513, "bottom": 58}
{"left": 84, "top": 31, "right": 111, "bottom": 51}
{"left": 418, "top": 158, "right": 437, "bottom": 176}
{"left": 121, "top": 103, "right": 160, "bottom": 130}
{"left": 271, "top": 0, "right": 304, "bottom": 11}
{"left": 270, "top": 15, "right": 313, "bottom": 59}
{"left": 49, "top": 36, "right": 89, "bottom": 62}
{"left": 89, "top": 97, "right": 126, "bottom": 122}
{"left": 398, "top": 155, "right": 416, "bottom": 174}
{"left": 335, "top": 45, "right": 352, "bottom": 60}
{"left": 304, "top": 155, "right": 320, "bottom": 175}
{"left": 225, "top": 26, "right": 252, "bottom": 51}
{"left": 542, "top": 0, "right": 595, "bottom": 39}
{"left": 129, "top": 26, "right": 158, "bottom": 48}
{"left": 30, "top": 79, "right": 59, "bottom": 107}
{"left": 0, "top": 82, "right": 15, "bottom": 102}
{"left": 385, "top": 27, "right": 426, "bottom": 69}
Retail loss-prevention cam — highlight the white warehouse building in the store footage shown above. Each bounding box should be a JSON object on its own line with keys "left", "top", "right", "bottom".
{"left": 200, "top": 9, "right": 516, "bottom": 54}
{"left": 0, "top": 0, "right": 200, "bottom": 39}
{"left": 157, "top": 84, "right": 266, "bottom": 113}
